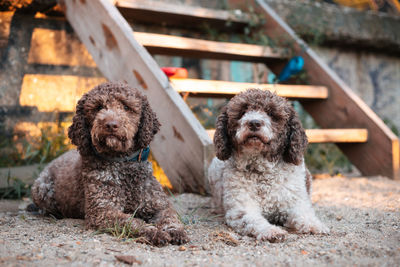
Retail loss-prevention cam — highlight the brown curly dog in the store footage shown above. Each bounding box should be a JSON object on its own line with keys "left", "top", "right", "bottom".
{"left": 31, "top": 82, "right": 188, "bottom": 246}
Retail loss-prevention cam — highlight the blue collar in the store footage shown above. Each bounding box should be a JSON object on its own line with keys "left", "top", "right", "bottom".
{"left": 128, "top": 146, "right": 150, "bottom": 162}
{"left": 96, "top": 146, "right": 150, "bottom": 162}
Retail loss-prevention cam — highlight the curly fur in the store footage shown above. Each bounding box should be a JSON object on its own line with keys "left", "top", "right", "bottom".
{"left": 208, "top": 89, "right": 329, "bottom": 242}
{"left": 31, "top": 82, "right": 188, "bottom": 246}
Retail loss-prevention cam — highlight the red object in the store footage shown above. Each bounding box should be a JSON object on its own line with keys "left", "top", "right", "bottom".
{"left": 161, "top": 67, "right": 188, "bottom": 78}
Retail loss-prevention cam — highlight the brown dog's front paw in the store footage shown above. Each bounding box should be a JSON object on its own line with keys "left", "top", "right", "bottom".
{"left": 141, "top": 226, "right": 171, "bottom": 246}
{"left": 166, "top": 228, "right": 189, "bottom": 245}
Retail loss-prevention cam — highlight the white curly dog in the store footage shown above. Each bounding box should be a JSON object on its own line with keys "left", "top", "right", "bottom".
{"left": 208, "top": 89, "right": 329, "bottom": 242}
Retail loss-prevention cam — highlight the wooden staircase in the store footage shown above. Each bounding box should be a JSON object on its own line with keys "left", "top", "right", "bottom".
{"left": 62, "top": 0, "right": 399, "bottom": 193}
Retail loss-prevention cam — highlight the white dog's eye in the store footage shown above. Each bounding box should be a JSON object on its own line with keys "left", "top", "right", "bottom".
{"left": 123, "top": 105, "right": 130, "bottom": 111}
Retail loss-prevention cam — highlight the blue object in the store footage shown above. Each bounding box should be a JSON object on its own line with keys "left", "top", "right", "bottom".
{"left": 129, "top": 146, "right": 150, "bottom": 162}
{"left": 267, "top": 72, "right": 277, "bottom": 84}
{"left": 278, "top": 56, "right": 304, "bottom": 82}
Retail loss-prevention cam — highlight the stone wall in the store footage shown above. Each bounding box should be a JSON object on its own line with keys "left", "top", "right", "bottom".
{"left": 312, "top": 46, "right": 400, "bottom": 132}
{"left": 0, "top": 0, "right": 399, "bottom": 140}
{"left": 263, "top": 0, "right": 400, "bottom": 133}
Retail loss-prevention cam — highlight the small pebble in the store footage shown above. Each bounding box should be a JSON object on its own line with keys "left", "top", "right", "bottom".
{"left": 178, "top": 246, "right": 186, "bottom": 251}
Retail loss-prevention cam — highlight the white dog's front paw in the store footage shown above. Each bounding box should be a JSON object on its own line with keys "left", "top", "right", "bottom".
{"left": 256, "top": 225, "right": 287, "bottom": 243}
{"left": 310, "top": 222, "right": 330, "bottom": 234}
{"left": 295, "top": 220, "right": 330, "bottom": 235}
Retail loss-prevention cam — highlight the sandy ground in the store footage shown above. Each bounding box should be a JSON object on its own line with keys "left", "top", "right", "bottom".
{"left": 0, "top": 176, "right": 399, "bottom": 266}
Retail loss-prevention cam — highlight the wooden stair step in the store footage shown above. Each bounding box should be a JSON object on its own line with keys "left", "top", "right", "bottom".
{"left": 305, "top": 129, "right": 368, "bottom": 143}
{"left": 134, "top": 32, "right": 287, "bottom": 63}
{"left": 116, "top": 0, "right": 250, "bottom": 30}
{"left": 206, "top": 129, "right": 368, "bottom": 143}
{"left": 170, "top": 78, "right": 328, "bottom": 99}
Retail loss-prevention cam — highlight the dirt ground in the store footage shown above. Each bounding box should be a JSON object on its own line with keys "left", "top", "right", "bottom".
{"left": 0, "top": 176, "right": 399, "bottom": 266}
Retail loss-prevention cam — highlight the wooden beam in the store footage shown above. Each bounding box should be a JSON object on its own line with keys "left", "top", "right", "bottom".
{"left": 228, "top": 0, "right": 399, "bottom": 179}
{"left": 116, "top": 0, "right": 249, "bottom": 31}
{"left": 134, "top": 32, "right": 288, "bottom": 63}
{"left": 206, "top": 129, "right": 369, "bottom": 144}
{"left": 170, "top": 78, "right": 328, "bottom": 99}
{"left": 63, "top": 0, "right": 213, "bottom": 193}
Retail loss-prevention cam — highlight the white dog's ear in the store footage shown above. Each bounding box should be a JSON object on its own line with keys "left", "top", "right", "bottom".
{"left": 214, "top": 106, "right": 232, "bottom": 160}
{"left": 283, "top": 105, "right": 308, "bottom": 165}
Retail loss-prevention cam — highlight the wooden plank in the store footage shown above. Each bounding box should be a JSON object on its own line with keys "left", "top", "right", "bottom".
{"left": 170, "top": 78, "right": 328, "bottom": 99}
{"left": 63, "top": 0, "right": 213, "bottom": 193}
{"left": 206, "top": 129, "right": 368, "bottom": 144}
{"left": 134, "top": 32, "right": 288, "bottom": 63}
{"left": 116, "top": 0, "right": 249, "bottom": 31}
{"left": 228, "top": 0, "right": 399, "bottom": 179}
{"left": 305, "top": 129, "right": 368, "bottom": 143}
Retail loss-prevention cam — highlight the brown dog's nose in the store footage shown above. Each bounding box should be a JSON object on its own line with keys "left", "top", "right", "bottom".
{"left": 249, "top": 120, "right": 262, "bottom": 131}
{"left": 106, "top": 120, "right": 119, "bottom": 131}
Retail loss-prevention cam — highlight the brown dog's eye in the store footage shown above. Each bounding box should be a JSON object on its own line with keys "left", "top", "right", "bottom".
{"left": 96, "top": 105, "right": 103, "bottom": 111}
{"left": 123, "top": 105, "right": 130, "bottom": 111}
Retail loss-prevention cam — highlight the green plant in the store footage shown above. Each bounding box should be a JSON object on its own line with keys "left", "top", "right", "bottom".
{"left": 189, "top": 100, "right": 227, "bottom": 130}
{"left": 0, "top": 124, "right": 70, "bottom": 168}
{"left": 0, "top": 122, "right": 71, "bottom": 199}
{"left": 305, "top": 143, "right": 353, "bottom": 175}
{"left": 294, "top": 101, "right": 353, "bottom": 174}
{"left": 0, "top": 171, "right": 31, "bottom": 199}
{"left": 94, "top": 210, "right": 148, "bottom": 243}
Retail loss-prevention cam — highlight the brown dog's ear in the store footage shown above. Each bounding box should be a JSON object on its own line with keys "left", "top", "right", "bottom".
{"left": 134, "top": 95, "right": 160, "bottom": 149}
{"left": 214, "top": 106, "right": 232, "bottom": 160}
{"left": 283, "top": 105, "right": 308, "bottom": 165}
{"left": 68, "top": 94, "right": 94, "bottom": 157}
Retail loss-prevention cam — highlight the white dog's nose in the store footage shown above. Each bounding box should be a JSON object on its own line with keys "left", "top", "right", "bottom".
{"left": 249, "top": 119, "right": 262, "bottom": 131}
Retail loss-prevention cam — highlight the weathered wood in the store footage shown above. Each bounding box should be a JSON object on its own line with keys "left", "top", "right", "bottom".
{"left": 134, "top": 32, "right": 287, "bottom": 63}
{"left": 116, "top": 0, "right": 249, "bottom": 31}
{"left": 228, "top": 0, "right": 399, "bottom": 179}
{"left": 63, "top": 0, "right": 213, "bottom": 193}
{"left": 206, "top": 129, "right": 368, "bottom": 144}
{"left": 170, "top": 78, "right": 328, "bottom": 99}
